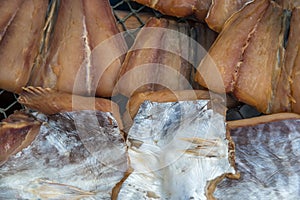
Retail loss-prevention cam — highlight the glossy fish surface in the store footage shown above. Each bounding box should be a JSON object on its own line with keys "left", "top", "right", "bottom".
{"left": 0, "top": 111, "right": 128, "bottom": 199}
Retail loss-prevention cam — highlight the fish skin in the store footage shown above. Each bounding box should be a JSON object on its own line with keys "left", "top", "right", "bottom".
{"left": 0, "top": 111, "right": 41, "bottom": 166}
{"left": 0, "top": 0, "right": 48, "bottom": 93}
{"left": 30, "top": 0, "right": 127, "bottom": 97}
{"left": 215, "top": 117, "right": 300, "bottom": 199}
{"left": 0, "top": 111, "right": 128, "bottom": 200}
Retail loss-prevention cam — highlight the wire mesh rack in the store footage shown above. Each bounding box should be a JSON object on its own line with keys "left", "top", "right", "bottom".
{"left": 0, "top": 0, "right": 262, "bottom": 121}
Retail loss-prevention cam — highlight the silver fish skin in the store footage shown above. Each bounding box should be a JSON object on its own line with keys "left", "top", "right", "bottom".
{"left": 0, "top": 111, "right": 128, "bottom": 200}
{"left": 117, "top": 100, "right": 235, "bottom": 199}
{"left": 215, "top": 119, "right": 300, "bottom": 199}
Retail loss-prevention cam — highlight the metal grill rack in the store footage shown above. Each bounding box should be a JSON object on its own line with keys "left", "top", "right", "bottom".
{"left": 0, "top": 0, "right": 262, "bottom": 121}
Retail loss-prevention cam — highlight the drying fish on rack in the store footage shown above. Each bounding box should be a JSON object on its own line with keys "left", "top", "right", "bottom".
{"left": 0, "top": 0, "right": 48, "bottom": 93}
{"left": 213, "top": 113, "right": 300, "bottom": 199}
{"left": 195, "top": 0, "right": 300, "bottom": 115}
{"left": 29, "top": 0, "right": 127, "bottom": 97}
{"left": 132, "top": 0, "right": 212, "bottom": 20}
{"left": 0, "top": 110, "right": 128, "bottom": 199}
{"left": 205, "top": 0, "right": 253, "bottom": 32}
{"left": 117, "top": 17, "right": 195, "bottom": 97}
{"left": 18, "top": 86, "right": 124, "bottom": 130}
{"left": 116, "top": 97, "right": 236, "bottom": 199}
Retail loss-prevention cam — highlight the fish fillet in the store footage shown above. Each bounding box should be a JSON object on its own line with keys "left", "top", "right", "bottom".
{"left": 18, "top": 86, "right": 123, "bottom": 130}
{"left": 117, "top": 18, "right": 193, "bottom": 97}
{"left": 0, "top": 0, "right": 48, "bottom": 93}
{"left": 29, "top": 0, "right": 127, "bottom": 97}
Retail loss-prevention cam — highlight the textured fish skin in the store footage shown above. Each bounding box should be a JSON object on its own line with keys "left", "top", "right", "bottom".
{"left": 0, "top": 0, "right": 48, "bottom": 93}
{"left": 0, "top": 111, "right": 128, "bottom": 200}
{"left": 117, "top": 18, "right": 193, "bottom": 97}
{"left": 29, "top": 0, "right": 127, "bottom": 97}
{"left": 0, "top": 111, "right": 41, "bottom": 166}
{"left": 215, "top": 117, "right": 300, "bottom": 199}
{"left": 18, "top": 86, "right": 124, "bottom": 130}
{"left": 117, "top": 100, "right": 235, "bottom": 199}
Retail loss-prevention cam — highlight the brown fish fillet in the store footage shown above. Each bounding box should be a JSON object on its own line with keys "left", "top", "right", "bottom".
{"left": 234, "top": 2, "right": 285, "bottom": 113}
{"left": 0, "top": 111, "right": 41, "bottom": 165}
{"left": 271, "top": 8, "right": 296, "bottom": 113}
{"left": 195, "top": 0, "right": 269, "bottom": 93}
{"left": 0, "top": 0, "right": 24, "bottom": 41}
{"left": 288, "top": 8, "right": 300, "bottom": 113}
{"left": 205, "top": 0, "right": 253, "bottom": 32}
{"left": 18, "top": 86, "right": 123, "bottom": 130}
{"left": 30, "top": 0, "right": 127, "bottom": 97}
{"left": 133, "top": 0, "right": 211, "bottom": 20}
{"left": 117, "top": 18, "right": 193, "bottom": 97}
{"left": 0, "top": 0, "right": 48, "bottom": 93}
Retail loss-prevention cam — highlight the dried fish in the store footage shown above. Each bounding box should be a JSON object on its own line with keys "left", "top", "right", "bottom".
{"left": 195, "top": 1, "right": 300, "bottom": 115}
{"left": 29, "top": 0, "right": 127, "bottom": 97}
{"left": 205, "top": 0, "right": 253, "bottom": 32}
{"left": 133, "top": 0, "right": 212, "bottom": 20}
{"left": 195, "top": 0, "right": 270, "bottom": 93}
{"left": 117, "top": 100, "right": 236, "bottom": 199}
{"left": 233, "top": 1, "right": 285, "bottom": 113}
{"left": 18, "top": 86, "right": 123, "bottom": 129}
{"left": 215, "top": 114, "right": 300, "bottom": 199}
{"left": 0, "top": 111, "right": 41, "bottom": 165}
{"left": 117, "top": 18, "right": 194, "bottom": 97}
{"left": 0, "top": 0, "right": 48, "bottom": 93}
{"left": 0, "top": 111, "right": 128, "bottom": 199}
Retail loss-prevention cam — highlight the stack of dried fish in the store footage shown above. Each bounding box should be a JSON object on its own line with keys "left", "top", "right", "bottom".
{"left": 0, "top": 0, "right": 127, "bottom": 97}
{"left": 195, "top": 0, "right": 300, "bottom": 115}
{"left": 1, "top": 0, "right": 300, "bottom": 199}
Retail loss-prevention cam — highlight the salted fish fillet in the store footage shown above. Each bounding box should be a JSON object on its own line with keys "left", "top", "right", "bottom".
{"left": 0, "top": 0, "right": 48, "bottom": 93}
{"left": 205, "top": 0, "right": 253, "bottom": 32}
{"left": 133, "top": 0, "right": 212, "bottom": 20}
{"left": 0, "top": 111, "right": 128, "bottom": 200}
{"left": 214, "top": 115, "right": 300, "bottom": 199}
{"left": 30, "top": 0, "right": 127, "bottom": 97}
{"left": 117, "top": 17, "right": 193, "bottom": 97}
{"left": 117, "top": 100, "right": 235, "bottom": 199}
{"left": 0, "top": 111, "right": 41, "bottom": 166}
{"left": 195, "top": 0, "right": 270, "bottom": 93}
